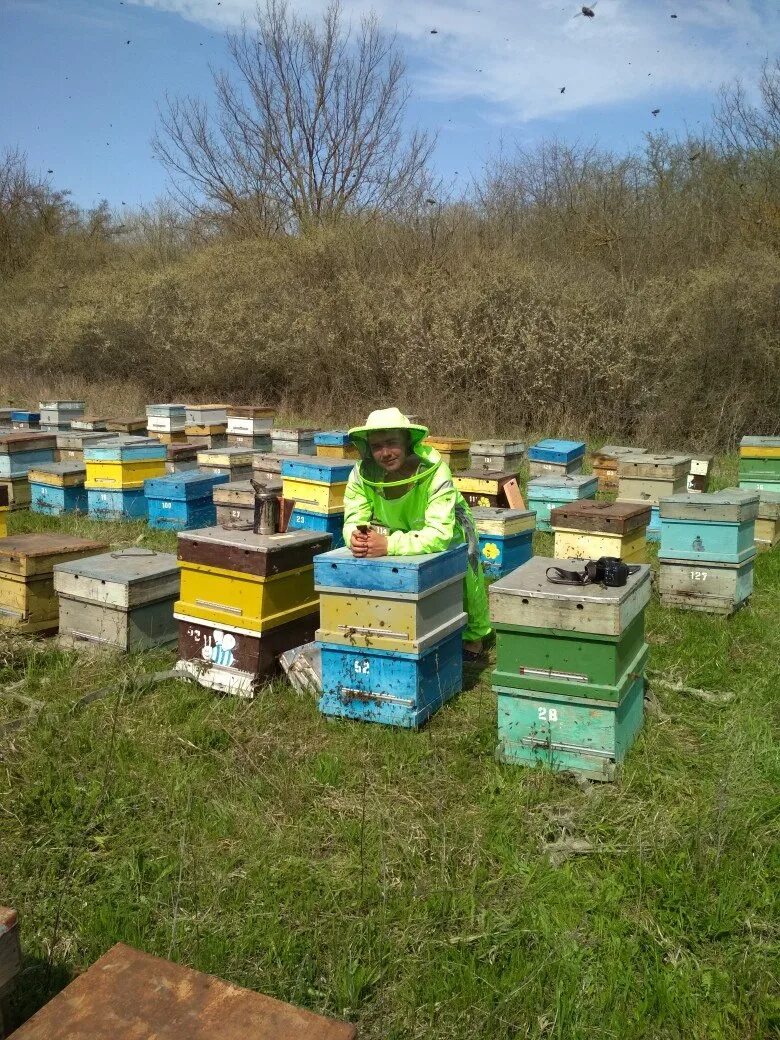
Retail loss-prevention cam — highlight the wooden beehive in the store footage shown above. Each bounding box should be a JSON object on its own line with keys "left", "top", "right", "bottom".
{"left": 54, "top": 548, "right": 179, "bottom": 650}
{"left": 550, "top": 500, "right": 651, "bottom": 563}
{"left": 0, "top": 534, "right": 107, "bottom": 633}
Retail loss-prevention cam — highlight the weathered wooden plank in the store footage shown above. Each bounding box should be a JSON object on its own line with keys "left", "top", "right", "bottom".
{"left": 550, "top": 500, "right": 651, "bottom": 535}
{"left": 10, "top": 942, "right": 357, "bottom": 1040}
{"left": 54, "top": 549, "right": 179, "bottom": 608}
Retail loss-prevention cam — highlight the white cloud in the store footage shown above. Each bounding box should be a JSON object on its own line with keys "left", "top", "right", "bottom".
{"left": 128, "top": 0, "right": 780, "bottom": 122}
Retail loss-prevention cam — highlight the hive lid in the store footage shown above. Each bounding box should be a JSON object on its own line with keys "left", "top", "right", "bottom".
{"left": 177, "top": 526, "right": 328, "bottom": 554}
{"left": 28, "top": 461, "right": 86, "bottom": 478}
{"left": 659, "top": 489, "right": 759, "bottom": 522}
{"left": 0, "top": 533, "right": 107, "bottom": 560}
{"left": 54, "top": 547, "right": 179, "bottom": 583}
{"left": 470, "top": 439, "right": 525, "bottom": 456}
{"left": 424, "top": 436, "right": 470, "bottom": 450}
{"left": 0, "top": 432, "right": 57, "bottom": 453}
{"left": 470, "top": 507, "right": 535, "bottom": 522}
{"left": 272, "top": 427, "right": 319, "bottom": 438}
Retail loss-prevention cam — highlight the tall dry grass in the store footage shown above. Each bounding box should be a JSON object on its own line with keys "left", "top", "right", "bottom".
{"left": 1, "top": 132, "right": 778, "bottom": 448}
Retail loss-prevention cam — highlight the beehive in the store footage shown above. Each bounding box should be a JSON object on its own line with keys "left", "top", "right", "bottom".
{"left": 253, "top": 451, "right": 316, "bottom": 480}
{"left": 453, "top": 469, "right": 520, "bottom": 509}
{"left": 314, "top": 430, "right": 360, "bottom": 460}
{"left": 29, "top": 462, "right": 87, "bottom": 516}
{"left": 70, "top": 416, "right": 108, "bottom": 432}
{"left": 185, "top": 404, "right": 228, "bottom": 427}
{"left": 753, "top": 489, "right": 780, "bottom": 552}
{"left": 213, "top": 478, "right": 282, "bottom": 527}
{"left": 617, "top": 453, "right": 691, "bottom": 506}
{"left": 0, "top": 476, "right": 31, "bottom": 511}
{"left": 589, "top": 445, "right": 645, "bottom": 491}
{"left": 175, "top": 527, "right": 331, "bottom": 696}
{"left": 227, "top": 433, "right": 272, "bottom": 450}
{"left": 288, "top": 509, "right": 345, "bottom": 548}
{"left": 271, "top": 427, "right": 318, "bottom": 456}
{"left": 658, "top": 490, "right": 759, "bottom": 614}
{"left": 469, "top": 439, "right": 525, "bottom": 475}
{"left": 0, "top": 534, "right": 107, "bottom": 634}
{"left": 471, "top": 507, "right": 535, "bottom": 579}
{"left": 146, "top": 403, "right": 186, "bottom": 434}
{"left": 527, "top": 474, "right": 598, "bottom": 531}
{"left": 56, "top": 430, "right": 116, "bottom": 462}
{"left": 738, "top": 436, "right": 780, "bottom": 493}
{"left": 423, "top": 436, "right": 470, "bottom": 472}
{"left": 144, "top": 470, "right": 230, "bottom": 531}
{"left": 550, "top": 500, "right": 651, "bottom": 564}
{"left": 490, "top": 555, "right": 651, "bottom": 780}
{"left": 527, "top": 439, "right": 585, "bottom": 478}
{"left": 316, "top": 546, "right": 467, "bottom": 727}
{"left": 105, "top": 417, "right": 147, "bottom": 434}
{"left": 39, "top": 399, "right": 84, "bottom": 430}
{"left": 85, "top": 437, "right": 166, "bottom": 519}
{"left": 54, "top": 548, "right": 179, "bottom": 651}
{"left": 10, "top": 410, "right": 40, "bottom": 430}
{"left": 226, "top": 405, "right": 276, "bottom": 436}
{"left": 281, "top": 457, "right": 353, "bottom": 516}
{"left": 659, "top": 490, "right": 759, "bottom": 564}
{"left": 197, "top": 446, "right": 254, "bottom": 481}
{"left": 165, "top": 442, "right": 200, "bottom": 473}
{"left": 0, "top": 432, "right": 57, "bottom": 478}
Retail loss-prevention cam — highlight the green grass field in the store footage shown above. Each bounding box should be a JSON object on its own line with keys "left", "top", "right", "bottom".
{"left": 1, "top": 457, "right": 778, "bottom": 1039}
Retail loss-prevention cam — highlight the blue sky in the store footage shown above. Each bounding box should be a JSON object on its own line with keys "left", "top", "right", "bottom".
{"left": 2, "top": 0, "right": 779, "bottom": 210}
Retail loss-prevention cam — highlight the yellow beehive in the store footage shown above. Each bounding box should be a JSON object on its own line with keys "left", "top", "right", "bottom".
{"left": 0, "top": 533, "right": 107, "bottom": 633}
{"left": 154, "top": 431, "right": 188, "bottom": 445}
{"left": 85, "top": 459, "right": 166, "bottom": 490}
{"left": 176, "top": 561, "right": 317, "bottom": 634}
{"left": 553, "top": 525, "right": 648, "bottom": 564}
{"left": 425, "top": 437, "right": 470, "bottom": 472}
{"left": 281, "top": 477, "right": 348, "bottom": 515}
{"left": 185, "top": 424, "right": 228, "bottom": 437}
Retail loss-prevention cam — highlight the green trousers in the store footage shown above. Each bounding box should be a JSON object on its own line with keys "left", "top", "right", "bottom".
{"left": 463, "top": 561, "right": 492, "bottom": 642}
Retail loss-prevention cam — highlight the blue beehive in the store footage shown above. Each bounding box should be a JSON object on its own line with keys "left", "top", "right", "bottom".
{"left": 288, "top": 508, "right": 345, "bottom": 548}
{"left": 11, "top": 411, "right": 40, "bottom": 425}
{"left": 646, "top": 506, "right": 661, "bottom": 542}
{"left": 659, "top": 491, "right": 759, "bottom": 564}
{"left": 84, "top": 437, "right": 166, "bottom": 463}
{"left": 280, "top": 458, "right": 354, "bottom": 483}
{"left": 87, "top": 487, "right": 147, "bottom": 520}
{"left": 315, "top": 544, "right": 468, "bottom": 728}
{"left": 528, "top": 439, "right": 586, "bottom": 465}
{"left": 314, "top": 431, "right": 353, "bottom": 448}
{"left": 478, "top": 529, "right": 533, "bottom": 579}
{"left": 527, "top": 475, "right": 598, "bottom": 531}
{"left": 0, "top": 449, "right": 56, "bottom": 479}
{"left": 144, "top": 470, "right": 230, "bottom": 531}
{"left": 29, "top": 462, "right": 87, "bottom": 516}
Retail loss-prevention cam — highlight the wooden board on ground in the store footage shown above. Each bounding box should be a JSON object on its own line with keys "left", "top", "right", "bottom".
{"left": 10, "top": 942, "right": 356, "bottom": 1040}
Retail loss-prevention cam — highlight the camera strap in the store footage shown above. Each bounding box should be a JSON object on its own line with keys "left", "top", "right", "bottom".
{"left": 545, "top": 564, "right": 596, "bottom": 586}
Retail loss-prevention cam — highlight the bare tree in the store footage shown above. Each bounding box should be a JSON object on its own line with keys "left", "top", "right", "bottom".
{"left": 715, "top": 59, "right": 780, "bottom": 152}
{"left": 153, "top": 0, "right": 434, "bottom": 234}
{"left": 0, "top": 149, "right": 76, "bottom": 275}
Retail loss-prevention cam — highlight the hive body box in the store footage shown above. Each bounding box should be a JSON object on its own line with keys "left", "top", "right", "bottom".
{"left": 105, "top": 417, "right": 147, "bottom": 434}
{"left": 185, "top": 404, "right": 227, "bottom": 426}
{"left": 175, "top": 527, "right": 330, "bottom": 696}
{"left": 423, "top": 437, "right": 470, "bottom": 473}
{"left": 490, "top": 556, "right": 650, "bottom": 779}
{"left": 470, "top": 440, "right": 525, "bottom": 474}
{"left": 186, "top": 430, "right": 228, "bottom": 449}
{"left": 617, "top": 454, "right": 690, "bottom": 505}
{"left": 271, "top": 428, "right": 318, "bottom": 456}
{"left": 0, "top": 485, "right": 8, "bottom": 537}
{"left": 0, "top": 476, "right": 31, "bottom": 511}
{"left": 316, "top": 545, "right": 467, "bottom": 727}
{"left": 471, "top": 507, "right": 536, "bottom": 579}
{"left": 71, "top": 416, "right": 107, "bottom": 432}
{"left": 0, "top": 432, "right": 57, "bottom": 478}
{"left": 54, "top": 548, "right": 179, "bottom": 650}
{"left": 226, "top": 406, "right": 276, "bottom": 436}
{"left": 528, "top": 439, "right": 585, "bottom": 478}
{"left": 738, "top": 436, "right": 780, "bottom": 493}
{"left": 454, "top": 469, "right": 519, "bottom": 509}
{"left": 213, "top": 478, "right": 283, "bottom": 527}
{"left": 527, "top": 475, "right": 598, "bottom": 531}
{"left": 11, "top": 411, "right": 40, "bottom": 430}
{"left": 144, "top": 470, "right": 230, "bottom": 530}
{"left": 281, "top": 457, "right": 353, "bottom": 515}
{"left": 227, "top": 433, "right": 272, "bottom": 450}
{"left": 39, "top": 400, "right": 84, "bottom": 429}
{"left": 0, "top": 534, "right": 107, "bottom": 633}
{"left": 197, "top": 446, "right": 254, "bottom": 481}
{"left": 659, "top": 491, "right": 759, "bottom": 564}
{"left": 288, "top": 509, "right": 345, "bottom": 548}
{"left": 146, "top": 403, "right": 186, "bottom": 434}
{"left": 589, "top": 445, "right": 645, "bottom": 491}
{"left": 753, "top": 489, "right": 780, "bottom": 551}
{"left": 315, "top": 430, "right": 359, "bottom": 460}
{"left": 57, "top": 430, "right": 116, "bottom": 462}
{"left": 658, "top": 558, "right": 755, "bottom": 615}
{"left": 551, "top": 500, "right": 651, "bottom": 564}
{"left": 165, "top": 443, "right": 200, "bottom": 473}
{"left": 29, "top": 462, "right": 87, "bottom": 515}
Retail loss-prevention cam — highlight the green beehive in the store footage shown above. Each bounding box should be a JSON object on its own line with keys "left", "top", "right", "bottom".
{"left": 490, "top": 556, "right": 651, "bottom": 780}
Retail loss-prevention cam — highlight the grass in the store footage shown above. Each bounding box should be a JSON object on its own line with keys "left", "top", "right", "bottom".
{"left": 0, "top": 455, "right": 778, "bottom": 1039}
